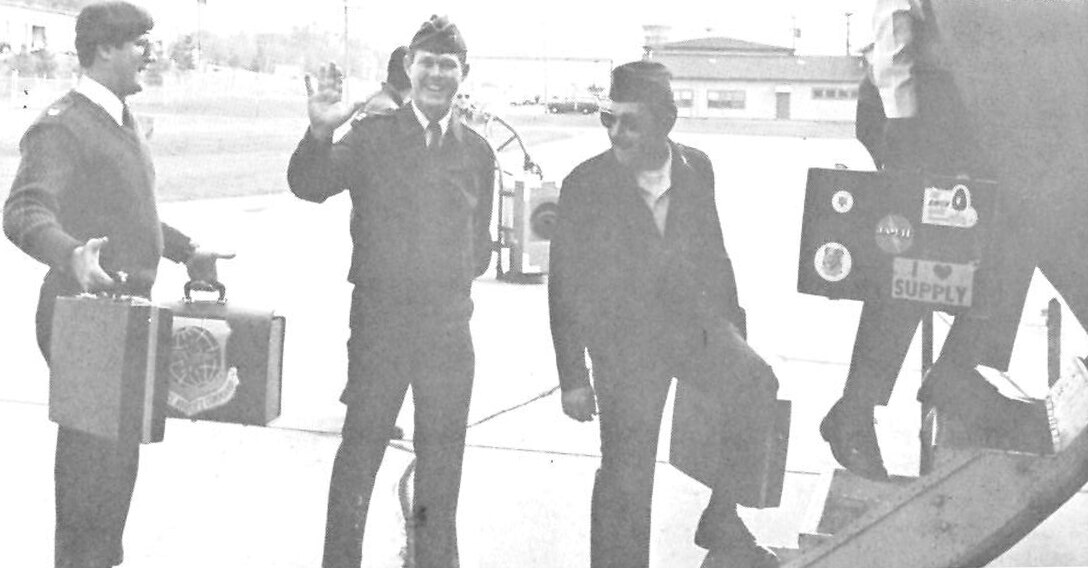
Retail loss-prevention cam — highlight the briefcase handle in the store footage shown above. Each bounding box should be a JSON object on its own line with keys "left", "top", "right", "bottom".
{"left": 183, "top": 280, "right": 227, "bottom": 304}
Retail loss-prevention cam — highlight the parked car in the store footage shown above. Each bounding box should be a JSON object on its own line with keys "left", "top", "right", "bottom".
{"left": 546, "top": 98, "right": 600, "bottom": 114}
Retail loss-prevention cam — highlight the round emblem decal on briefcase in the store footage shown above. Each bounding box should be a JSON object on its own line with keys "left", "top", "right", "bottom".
{"left": 168, "top": 318, "right": 238, "bottom": 417}
{"left": 875, "top": 214, "right": 914, "bottom": 255}
{"left": 814, "top": 242, "right": 852, "bottom": 282}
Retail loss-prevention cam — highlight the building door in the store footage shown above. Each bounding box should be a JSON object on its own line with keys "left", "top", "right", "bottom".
{"left": 776, "top": 92, "right": 791, "bottom": 120}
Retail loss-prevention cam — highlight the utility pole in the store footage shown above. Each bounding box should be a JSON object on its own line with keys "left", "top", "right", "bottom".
{"left": 791, "top": 14, "right": 799, "bottom": 51}
{"left": 196, "top": 0, "right": 206, "bottom": 70}
{"left": 845, "top": 11, "right": 854, "bottom": 55}
{"left": 343, "top": 0, "right": 350, "bottom": 100}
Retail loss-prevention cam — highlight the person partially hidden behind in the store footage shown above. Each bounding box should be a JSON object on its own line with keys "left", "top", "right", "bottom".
{"left": 820, "top": 0, "right": 1051, "bottom": 480}
{"left": 355, "top": 45, "right": 412, "bottom": 119}
{"left": 287, "top": 15, "right": 494, "bottom": 568}
{"left": 549, "top": 60, "right": 779, "bottom": 568}
{"left": 2, "top": 2, "right": 232, "bottom": 566}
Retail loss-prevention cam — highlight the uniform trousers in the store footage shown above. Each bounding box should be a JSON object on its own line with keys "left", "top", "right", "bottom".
{"left": 323, "top": 295, "right": 475, "bottom": 568}
{"left": 36, "top": 282, "right": 140, "bottom": 568}
{"left": 590, "top": 344, "right": 741, "bottom": 568}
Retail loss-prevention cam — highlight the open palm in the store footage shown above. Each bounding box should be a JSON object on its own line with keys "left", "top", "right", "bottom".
{"left": 305, "top": 62, "right": 364, "bottom": 139}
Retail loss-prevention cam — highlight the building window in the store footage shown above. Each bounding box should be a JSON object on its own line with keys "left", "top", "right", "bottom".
{"left": 707, "top": 90, "right": 745, "bottom": 109}
{"left": 31, "top": 26, "right": 46, "bottom": 50}
{"left": 675, "top": 89, "right": 694, "bottom": 108}
{"left": 813, "top": 87, "right": 858, "bottom": 100}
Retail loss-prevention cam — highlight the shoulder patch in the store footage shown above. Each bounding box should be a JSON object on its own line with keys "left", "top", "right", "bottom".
{"left": 350, "top": 110, "right": 395, "bottom": 131}
{"left": 39, "top": 96, "right": 75, "bottom": 121}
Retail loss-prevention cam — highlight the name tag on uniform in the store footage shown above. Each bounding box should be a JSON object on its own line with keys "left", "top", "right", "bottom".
{"left": 891, "top": 258, "right": 975, "bottom": 307}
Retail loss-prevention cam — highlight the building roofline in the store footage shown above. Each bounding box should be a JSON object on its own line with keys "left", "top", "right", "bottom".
{"left": 648, "top": 36, "right": 795, "bottom": 54}
{"left": 671, "top": 76, "right": 862, "bottom": 84}
{"left": 0, "top": 1, "right": 79, "bottom": 17}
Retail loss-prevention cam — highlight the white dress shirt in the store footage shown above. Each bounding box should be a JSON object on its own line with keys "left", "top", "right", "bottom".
{"left": 636, "top": 146, "right": 673, "bottom": 235}
{"left": 871, "top": 0, "right": 926, "bottom": 118}
{"left": 74, "top": 75, "right": 125, "bottom": 127}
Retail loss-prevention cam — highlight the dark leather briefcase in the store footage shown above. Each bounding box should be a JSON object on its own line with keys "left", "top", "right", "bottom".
{"left": 49, "top": 294, "right": 172, "bottom": 444}
{"left": 161, "top": 281, "right": 285, "bottom": 426}
{"left": 671, "top": 385, "right": 790, "bottom": 509}
{"left": 670, "top": 322, "right": 790, "bottom": 508}
{"left": 797, "top": 168, "right": 998, "bottom": 312}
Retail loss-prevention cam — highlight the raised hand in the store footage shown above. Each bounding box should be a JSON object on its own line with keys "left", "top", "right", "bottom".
{"left": 304, "top": 62, "right": 366, "bottom": 140}
{"left": 70, "top": 236, "right": 114, "bottom": 292}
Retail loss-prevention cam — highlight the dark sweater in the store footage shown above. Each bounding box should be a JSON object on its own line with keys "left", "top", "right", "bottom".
{"left": 287, "top": 105, "right": 495, "bottom": 317}
{"left": 4, "top": 91, "right": 193, "bottom": 295}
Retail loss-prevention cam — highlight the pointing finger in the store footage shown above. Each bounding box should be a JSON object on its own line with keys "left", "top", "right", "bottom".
{"left": 304, "top": 74, "right": 314, "bottom": 97}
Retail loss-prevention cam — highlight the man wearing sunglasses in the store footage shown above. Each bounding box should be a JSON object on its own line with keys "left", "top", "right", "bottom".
{"left": 549, "top": 61, "right": 778, "bottom": 568}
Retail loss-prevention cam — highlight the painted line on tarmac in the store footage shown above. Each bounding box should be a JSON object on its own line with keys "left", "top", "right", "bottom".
{"left": 397, "top": 385, "right": 559, "bottom": 566}
{"left": 465, "top": 386, "right": 560, "bottom": 429}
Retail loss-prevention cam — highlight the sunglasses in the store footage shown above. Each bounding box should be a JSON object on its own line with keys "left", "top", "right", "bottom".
{"left": 133, "top": 37, "right": 154, "bottom": 56}
{"left": 599, "top": 110, "right": 646, "bottom": 133}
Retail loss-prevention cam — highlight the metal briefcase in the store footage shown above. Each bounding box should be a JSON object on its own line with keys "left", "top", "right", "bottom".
{"left": 797, "top": 168, "right": 998, "bottom": 312}
{"left": 49, "top": 294, "right": 171, "bottom": 444}
{"left": 161, "top": 281, "right": 285, "bottom": 426}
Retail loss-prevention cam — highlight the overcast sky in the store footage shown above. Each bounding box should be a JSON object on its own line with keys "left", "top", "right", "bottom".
{"left": 133, "top": 0, "right": 875, "bottom": 63}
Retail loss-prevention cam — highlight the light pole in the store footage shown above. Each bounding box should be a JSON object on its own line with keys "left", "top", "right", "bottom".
{"left": 845, "top": 11, "right": 854, "bottom": 55}
{"left": 196, "top": 0, "right": 206, "bottom": 70}
{"left": 343, "top": 0, "right": 350, "bottom": 99}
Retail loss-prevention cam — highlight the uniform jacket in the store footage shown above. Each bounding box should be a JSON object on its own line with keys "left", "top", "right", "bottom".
{"left": 286, "top": 104, "right": 495, "bottom": 318}
{"left": 549, "top": 142, "right": 743, "bottom": 392}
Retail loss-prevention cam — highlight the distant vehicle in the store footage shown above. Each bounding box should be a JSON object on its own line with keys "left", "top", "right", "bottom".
{"left": 510, "top": 96, "right": 542, "bottom": 106}
{"left": 546, "top": 99, "right": 600, "bottom": 114}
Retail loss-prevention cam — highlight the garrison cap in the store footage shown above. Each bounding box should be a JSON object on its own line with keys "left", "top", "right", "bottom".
{"left": 409, "top": 15, "right": 466, "bottom": 56}
{"left": 609, "top": 60, "right": 674, "bottom": 108}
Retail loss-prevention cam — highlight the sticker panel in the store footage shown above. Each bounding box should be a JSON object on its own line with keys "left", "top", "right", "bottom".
{"left": 922, "top": 184, "right": 979, "bottom": 228}
{"left": 891, "top": 258, "right": 975, "bottom": 307}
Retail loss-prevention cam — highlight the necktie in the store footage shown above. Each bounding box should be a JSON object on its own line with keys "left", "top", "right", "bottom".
{"left": 121, "top": 105, "right": 136, "bottom": 132}
{"left": 427, "top": 121, "right": 442, "bottom": 151}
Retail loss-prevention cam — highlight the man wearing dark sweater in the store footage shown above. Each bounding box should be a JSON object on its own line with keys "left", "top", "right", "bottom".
{"left": 286, "top": 15, "right": 494, "bottom": 568}
{"left": 3, "top": 3, "right": 230, "bottom": 566}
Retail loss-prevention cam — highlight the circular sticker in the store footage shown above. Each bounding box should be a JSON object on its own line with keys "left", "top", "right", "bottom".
{"left": 875, "top": 214, "right": 914, "bottom": 254}
{"left": 832, "top": 190, "right": 854, "bottom": 213}
{"left": 814, "top": 242, "right": 852, "bottom": 282}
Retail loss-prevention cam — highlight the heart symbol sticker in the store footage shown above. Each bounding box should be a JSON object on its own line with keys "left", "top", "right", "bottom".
{"left": 933, "top": 264, "right": 952, "bottom": 280}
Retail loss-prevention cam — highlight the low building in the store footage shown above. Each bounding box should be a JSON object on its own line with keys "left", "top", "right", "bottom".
{"left": 0, "top": 0, "right": 77, "bottom": 54}
{"left": 645, "top": 37, "right": 864, "bottom": 121}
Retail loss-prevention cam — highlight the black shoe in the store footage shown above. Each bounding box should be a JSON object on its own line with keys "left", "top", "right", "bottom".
{"left": 819, "top": 399, "right": 889, "bottom": 481}
{"left": 701, "top": 512, "right": 779, "bottom": 568}
{"left": 919, "top": 363, "right": 1050, "bottom": 452}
